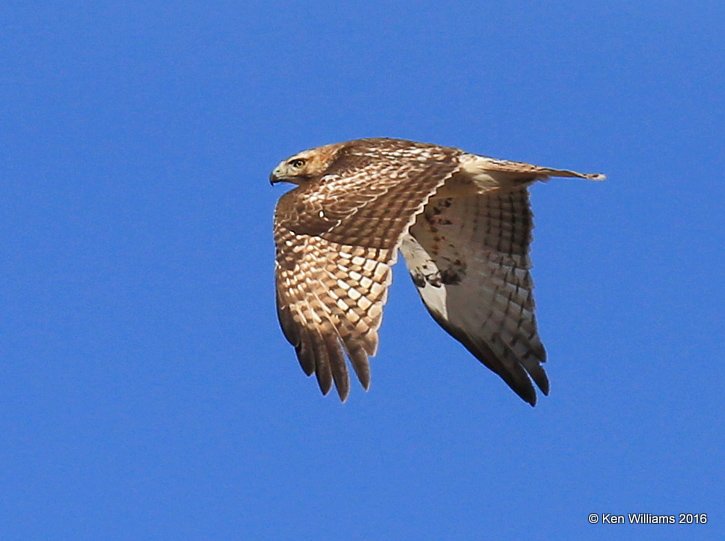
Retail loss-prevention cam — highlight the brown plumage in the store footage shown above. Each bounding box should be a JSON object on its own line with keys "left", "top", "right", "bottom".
{"left": 271, "top": 138, "right": 604, "bottom": 405}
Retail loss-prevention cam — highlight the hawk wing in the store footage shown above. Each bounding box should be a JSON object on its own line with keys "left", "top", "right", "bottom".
{"left": 401, "top": 186, "right": 548, "bottom": 405}
{"left": 274, "top": 139, "right": 461, "bottom": 400}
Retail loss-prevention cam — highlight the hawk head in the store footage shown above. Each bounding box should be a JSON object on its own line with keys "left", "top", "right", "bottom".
{"left": 269, "top": 143, "right": 343, "bottom": 185}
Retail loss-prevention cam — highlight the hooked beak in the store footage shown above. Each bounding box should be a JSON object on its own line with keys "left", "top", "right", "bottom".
{"left": 269, "top": 167, "right": 281, "bottom": 185}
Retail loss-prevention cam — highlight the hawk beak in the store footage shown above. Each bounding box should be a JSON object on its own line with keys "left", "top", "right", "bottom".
{"left": 269, "top": 166, "right": 284, "bottom": 185}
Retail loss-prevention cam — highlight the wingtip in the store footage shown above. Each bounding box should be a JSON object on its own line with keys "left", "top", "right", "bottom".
{"left": 348, "top": 346, "right": 371, "bottom": 390}
{"left": 508, "top": 379, "right": 538, "bottom": 406}
{"left": 586, "top": 172, "right": 606, "bottom": 181}
{"left": 523, "top": 382, "right": 549, "bottom": 406}
{"left": 330, "top": 373, "right": 350, "bottom": 402}
{"left": 519, "top": 376, "right": 549, "bottom": 406}
{"left": 355, "top": 368, "right": 371, "bottom": 391}
{"left": 315, "top": 372, "right": 333, "bottom": 396}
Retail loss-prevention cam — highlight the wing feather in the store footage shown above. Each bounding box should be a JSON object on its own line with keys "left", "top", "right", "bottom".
{"left": 401, "top": 188, "right": 549, "bottom": 405}
{"left": 274, "top": 139, "right": 461, "bottom": 400}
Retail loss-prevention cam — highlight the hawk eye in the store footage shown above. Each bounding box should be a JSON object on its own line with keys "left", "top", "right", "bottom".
{"left": 289, "top": 158, "right": 306, "bottom": 168}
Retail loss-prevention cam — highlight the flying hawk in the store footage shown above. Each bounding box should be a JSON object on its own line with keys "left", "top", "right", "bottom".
{"left": 271, "top": 138, "right": 603, "bottom": 405}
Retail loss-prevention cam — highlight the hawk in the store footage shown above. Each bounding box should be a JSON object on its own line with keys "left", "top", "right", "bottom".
{"left": 270, "top": 138, "right": 604, "bottom": 405}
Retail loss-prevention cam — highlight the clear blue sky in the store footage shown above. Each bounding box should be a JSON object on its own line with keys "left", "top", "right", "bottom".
{"left": 2, "top": 2, "right": 723, "bottom": 540}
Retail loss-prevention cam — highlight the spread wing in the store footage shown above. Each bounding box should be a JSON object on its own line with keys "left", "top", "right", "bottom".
{"left": 401, "top": 187, "right": 548, "bottom": 405}
{"left": 274, "top": 140, "right": 461, "bottom": 400}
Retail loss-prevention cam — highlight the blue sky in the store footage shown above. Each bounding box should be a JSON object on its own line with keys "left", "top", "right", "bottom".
{"left": 1, "top": 1, "right": 723, "bottom": 539}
